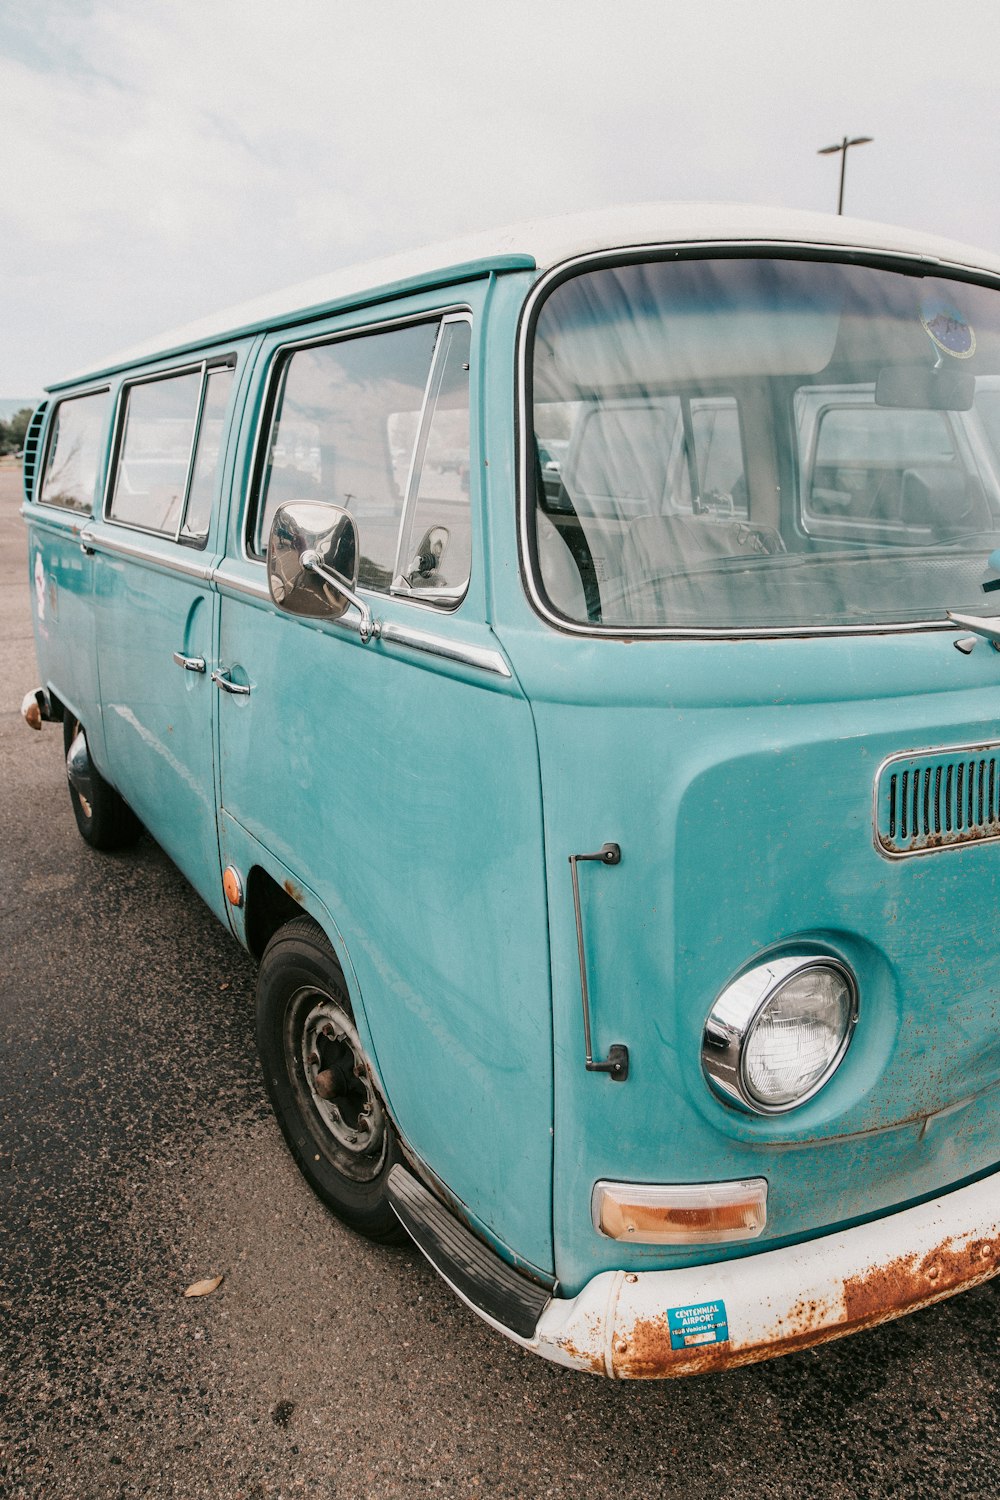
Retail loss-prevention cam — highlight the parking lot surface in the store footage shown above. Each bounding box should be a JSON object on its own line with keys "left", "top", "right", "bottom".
{"left": 2, "top": 462, "right": 999, "bottom": 1499}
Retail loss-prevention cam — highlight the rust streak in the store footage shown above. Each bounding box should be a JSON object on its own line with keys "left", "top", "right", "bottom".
{"left": 842, "top": 1235, "right": 999, "bottom": 1326}
{"left": 556, "top": 1340, "right": 606, "bottom": 1376}
{"left": 609, "top": 1231, "right": 1000, "bottom": 1379}
{"left": 283, "top": 878, "right": 304, "bottom": 904}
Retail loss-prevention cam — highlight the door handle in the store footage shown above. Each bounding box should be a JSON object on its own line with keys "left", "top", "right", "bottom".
{"left": 568, "top": 843, "right": 629, "bottom": 1082}
{"left": 211, "top": 668, "right": 251, "bottom": 696}
{"left": 172, "top": 651, "right": 206, "bottom": 673}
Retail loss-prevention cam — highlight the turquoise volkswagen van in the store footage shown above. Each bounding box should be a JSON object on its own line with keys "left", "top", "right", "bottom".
{"left": 22, "top": 206, "right": 1000, "bottom": 1377}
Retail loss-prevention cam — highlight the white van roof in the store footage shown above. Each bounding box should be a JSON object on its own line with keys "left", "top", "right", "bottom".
{"left": 53, "top": 202, "right": 1000, "bottom": 389}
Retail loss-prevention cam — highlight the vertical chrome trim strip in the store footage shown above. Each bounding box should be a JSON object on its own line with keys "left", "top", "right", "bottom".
{"left": 391, "top": 326, "right": 441, "bottom": 581}
{"left": 391, "top": 312, "right": 474, "bottom": 584}
{"left": 175, "top": 361, "right": 209, "bottom": 541}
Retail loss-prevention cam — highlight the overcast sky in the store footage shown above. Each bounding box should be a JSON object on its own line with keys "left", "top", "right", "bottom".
{"left": 3, "top": 0, "right": 999, "bottom": 397}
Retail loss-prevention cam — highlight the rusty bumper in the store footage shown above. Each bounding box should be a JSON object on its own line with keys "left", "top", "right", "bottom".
{"left": 527, "top": 1169, "right": 1000, "bottom": 1377}
{"left": 21, "top": 687, "right": 58, "bottom": 730}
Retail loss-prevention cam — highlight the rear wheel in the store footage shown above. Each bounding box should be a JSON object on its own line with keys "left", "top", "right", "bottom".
{"left": 256, "top": 916, "right": 404, "bottom": 1243}
{"left": 62, "top": 715, "right": 142, "bottom": 851}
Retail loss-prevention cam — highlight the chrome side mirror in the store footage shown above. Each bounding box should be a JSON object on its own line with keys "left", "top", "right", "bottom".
{"left": 267, "top": 501, "right": 379, "bottom": 642}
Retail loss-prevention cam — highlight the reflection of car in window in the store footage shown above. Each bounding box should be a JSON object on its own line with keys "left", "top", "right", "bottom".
{"left": 795, "top": 384, "right": 1000, "bottom": 544}
{"left": 536, "top": 439, "right": 568, "bottom": 503}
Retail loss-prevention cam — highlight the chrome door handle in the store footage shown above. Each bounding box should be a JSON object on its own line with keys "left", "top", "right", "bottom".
{"left": 172, "top": 651, "right": 206, "bottom": 673}
{"left": 211, "top": 668, "right": 251, "bottom": 696}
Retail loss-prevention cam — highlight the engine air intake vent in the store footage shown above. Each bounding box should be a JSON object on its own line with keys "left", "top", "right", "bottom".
{"left": 875, "top": 742, "right": 1000, "bottom": 858}
{"left": 21, "top": 402, "right": 48, "bottom": 506}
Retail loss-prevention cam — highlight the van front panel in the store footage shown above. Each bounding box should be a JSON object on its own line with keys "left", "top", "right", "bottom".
{"left": 513, "top": 633, "right": 1000, "bottom": 1295}
{"left": 515, "top": 246, "right": 1000, "bottom": 1297}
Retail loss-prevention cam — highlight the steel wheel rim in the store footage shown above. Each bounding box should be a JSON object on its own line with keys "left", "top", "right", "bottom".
{"left": 286, "top": 985, "right": 387, "bottom": 1182}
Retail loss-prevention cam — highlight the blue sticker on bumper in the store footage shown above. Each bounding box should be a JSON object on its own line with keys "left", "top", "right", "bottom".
{"left": 667, "top": 1300, "right": 730, "bottom": 1350}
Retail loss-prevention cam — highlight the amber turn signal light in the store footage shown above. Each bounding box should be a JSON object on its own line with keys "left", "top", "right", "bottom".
{"left": 223, "top": 865, "right": 244, "bottom": 907}
{"left": 592, "top": 1179, "right": 768, "bottom": 1245}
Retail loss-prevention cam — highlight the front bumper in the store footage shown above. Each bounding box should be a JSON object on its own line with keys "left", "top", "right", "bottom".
{"left": 20, "top": 686, "right": 59, "bottom": 730}
{"left": 531, "top": 1170, "right": 1000, "bottom": 1377}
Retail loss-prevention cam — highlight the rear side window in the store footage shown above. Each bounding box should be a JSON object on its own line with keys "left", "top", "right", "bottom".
{"left": 39, "top": 391, "right": 109, "bottom": 513}
{"left": 253, "top": 315, "right": 472, "bottom": 605}
{"left": 108, "top": 362, "right": 235, "bottom": 543}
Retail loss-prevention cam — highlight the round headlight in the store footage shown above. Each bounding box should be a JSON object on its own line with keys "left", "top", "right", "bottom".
{"left": 702, "top": 957, "right": 858, "bottom": 1115}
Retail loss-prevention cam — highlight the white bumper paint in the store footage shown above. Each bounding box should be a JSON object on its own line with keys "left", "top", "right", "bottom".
{"left": 517, "top": 1171, "right": 1000, "bottom": 1377}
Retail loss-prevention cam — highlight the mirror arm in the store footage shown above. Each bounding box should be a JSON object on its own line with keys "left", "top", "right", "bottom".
{"left": 301, "top": 550, "right": 381, "bottom": 643}
{"left": 946, "top": 611, "right": 1000, "bottom": 650}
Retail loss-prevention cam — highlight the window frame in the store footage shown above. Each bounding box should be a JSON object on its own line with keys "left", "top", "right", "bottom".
{"left": 103, "top": 355, "right": 237, "bottom": 548}
{"left": 36, "top": 386, "right": 111, "bottom": 516}
{"left": 244, "top": 305, "right": 474, "bottom": 612}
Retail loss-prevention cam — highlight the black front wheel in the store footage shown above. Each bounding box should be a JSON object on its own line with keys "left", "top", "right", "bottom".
{"left": 256, "top": 917, "right": 404, "bottom": 1243}
{"left": 62, "top": 715, "right": 142, "bottom": 851}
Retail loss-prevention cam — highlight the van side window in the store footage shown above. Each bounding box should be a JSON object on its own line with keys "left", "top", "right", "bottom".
{"left": 254, "top": 317, "right": 472, "bottom": 604}
{"left": 39, "top": 391, "right": 109, "bottom": 513}
{"left": 109, "top": 363, "right": 234, "bottom": 544}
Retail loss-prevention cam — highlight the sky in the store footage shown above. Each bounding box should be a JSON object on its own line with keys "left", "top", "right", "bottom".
{"left": 2, "top": 0, "right": 1000, "bottom": 398}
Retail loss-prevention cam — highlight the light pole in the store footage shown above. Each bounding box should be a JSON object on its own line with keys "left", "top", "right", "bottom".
{"left": 817, "top": 135, "right": 873, "bottom": 215}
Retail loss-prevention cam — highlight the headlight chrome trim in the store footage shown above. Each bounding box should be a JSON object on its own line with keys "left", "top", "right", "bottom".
{"left": 702, "top": 955, "right": 859, "bottom": 1116}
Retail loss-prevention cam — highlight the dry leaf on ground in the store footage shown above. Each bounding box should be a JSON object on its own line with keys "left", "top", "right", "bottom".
{"left": 183, "top": 1274, "right": 224, "bottom": 1298}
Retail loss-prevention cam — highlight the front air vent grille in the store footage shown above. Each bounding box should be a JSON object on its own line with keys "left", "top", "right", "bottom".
{"left": 21, "top": 402, "right": 48, "bottom": 506}
{"left": 875, "top": 742, "right": 1000, "bottom": 858}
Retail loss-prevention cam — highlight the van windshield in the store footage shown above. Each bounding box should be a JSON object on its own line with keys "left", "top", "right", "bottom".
{"left": 529, "top": 255, "right": 1000, "bottom": 631}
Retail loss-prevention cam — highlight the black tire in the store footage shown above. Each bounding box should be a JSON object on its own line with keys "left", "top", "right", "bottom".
{"left": 256, "top": 917, "right": 404, "bottom": 1243}
{"left": 62, "top": 715, "right": 142, "bottom": 851}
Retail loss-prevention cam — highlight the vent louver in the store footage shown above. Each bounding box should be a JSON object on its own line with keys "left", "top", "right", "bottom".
{"left": 21, "top": 402, "right": 48, "bottom": 506}
{"left": 875, "top": 743, "right": 1000, "bottom": 858}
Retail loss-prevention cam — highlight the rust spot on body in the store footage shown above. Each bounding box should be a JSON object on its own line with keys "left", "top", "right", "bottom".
{"left": 283, "top": 878, "right": 304, "bottom": 904}
{"left": 557, "top": 1340, "right": 606, "bottom": 1376}
{"left": 842, "top": 1235, "right": 1000, "bottom": 1326}
{"left": 606, "top": 1230, "right": 1000, "bottom": 1379}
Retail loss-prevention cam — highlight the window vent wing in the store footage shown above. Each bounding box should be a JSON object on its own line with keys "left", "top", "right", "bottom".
{"left": 875, "top": 743, "right": 1000, "bottom": 857}
{"left": 21, "top": 402, "right": 48, "bottom": 506}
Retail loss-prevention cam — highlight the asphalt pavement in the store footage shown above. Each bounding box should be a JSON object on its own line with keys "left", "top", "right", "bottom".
{"left": 2, "top": 461, "right": 999, "bottom": 1500}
